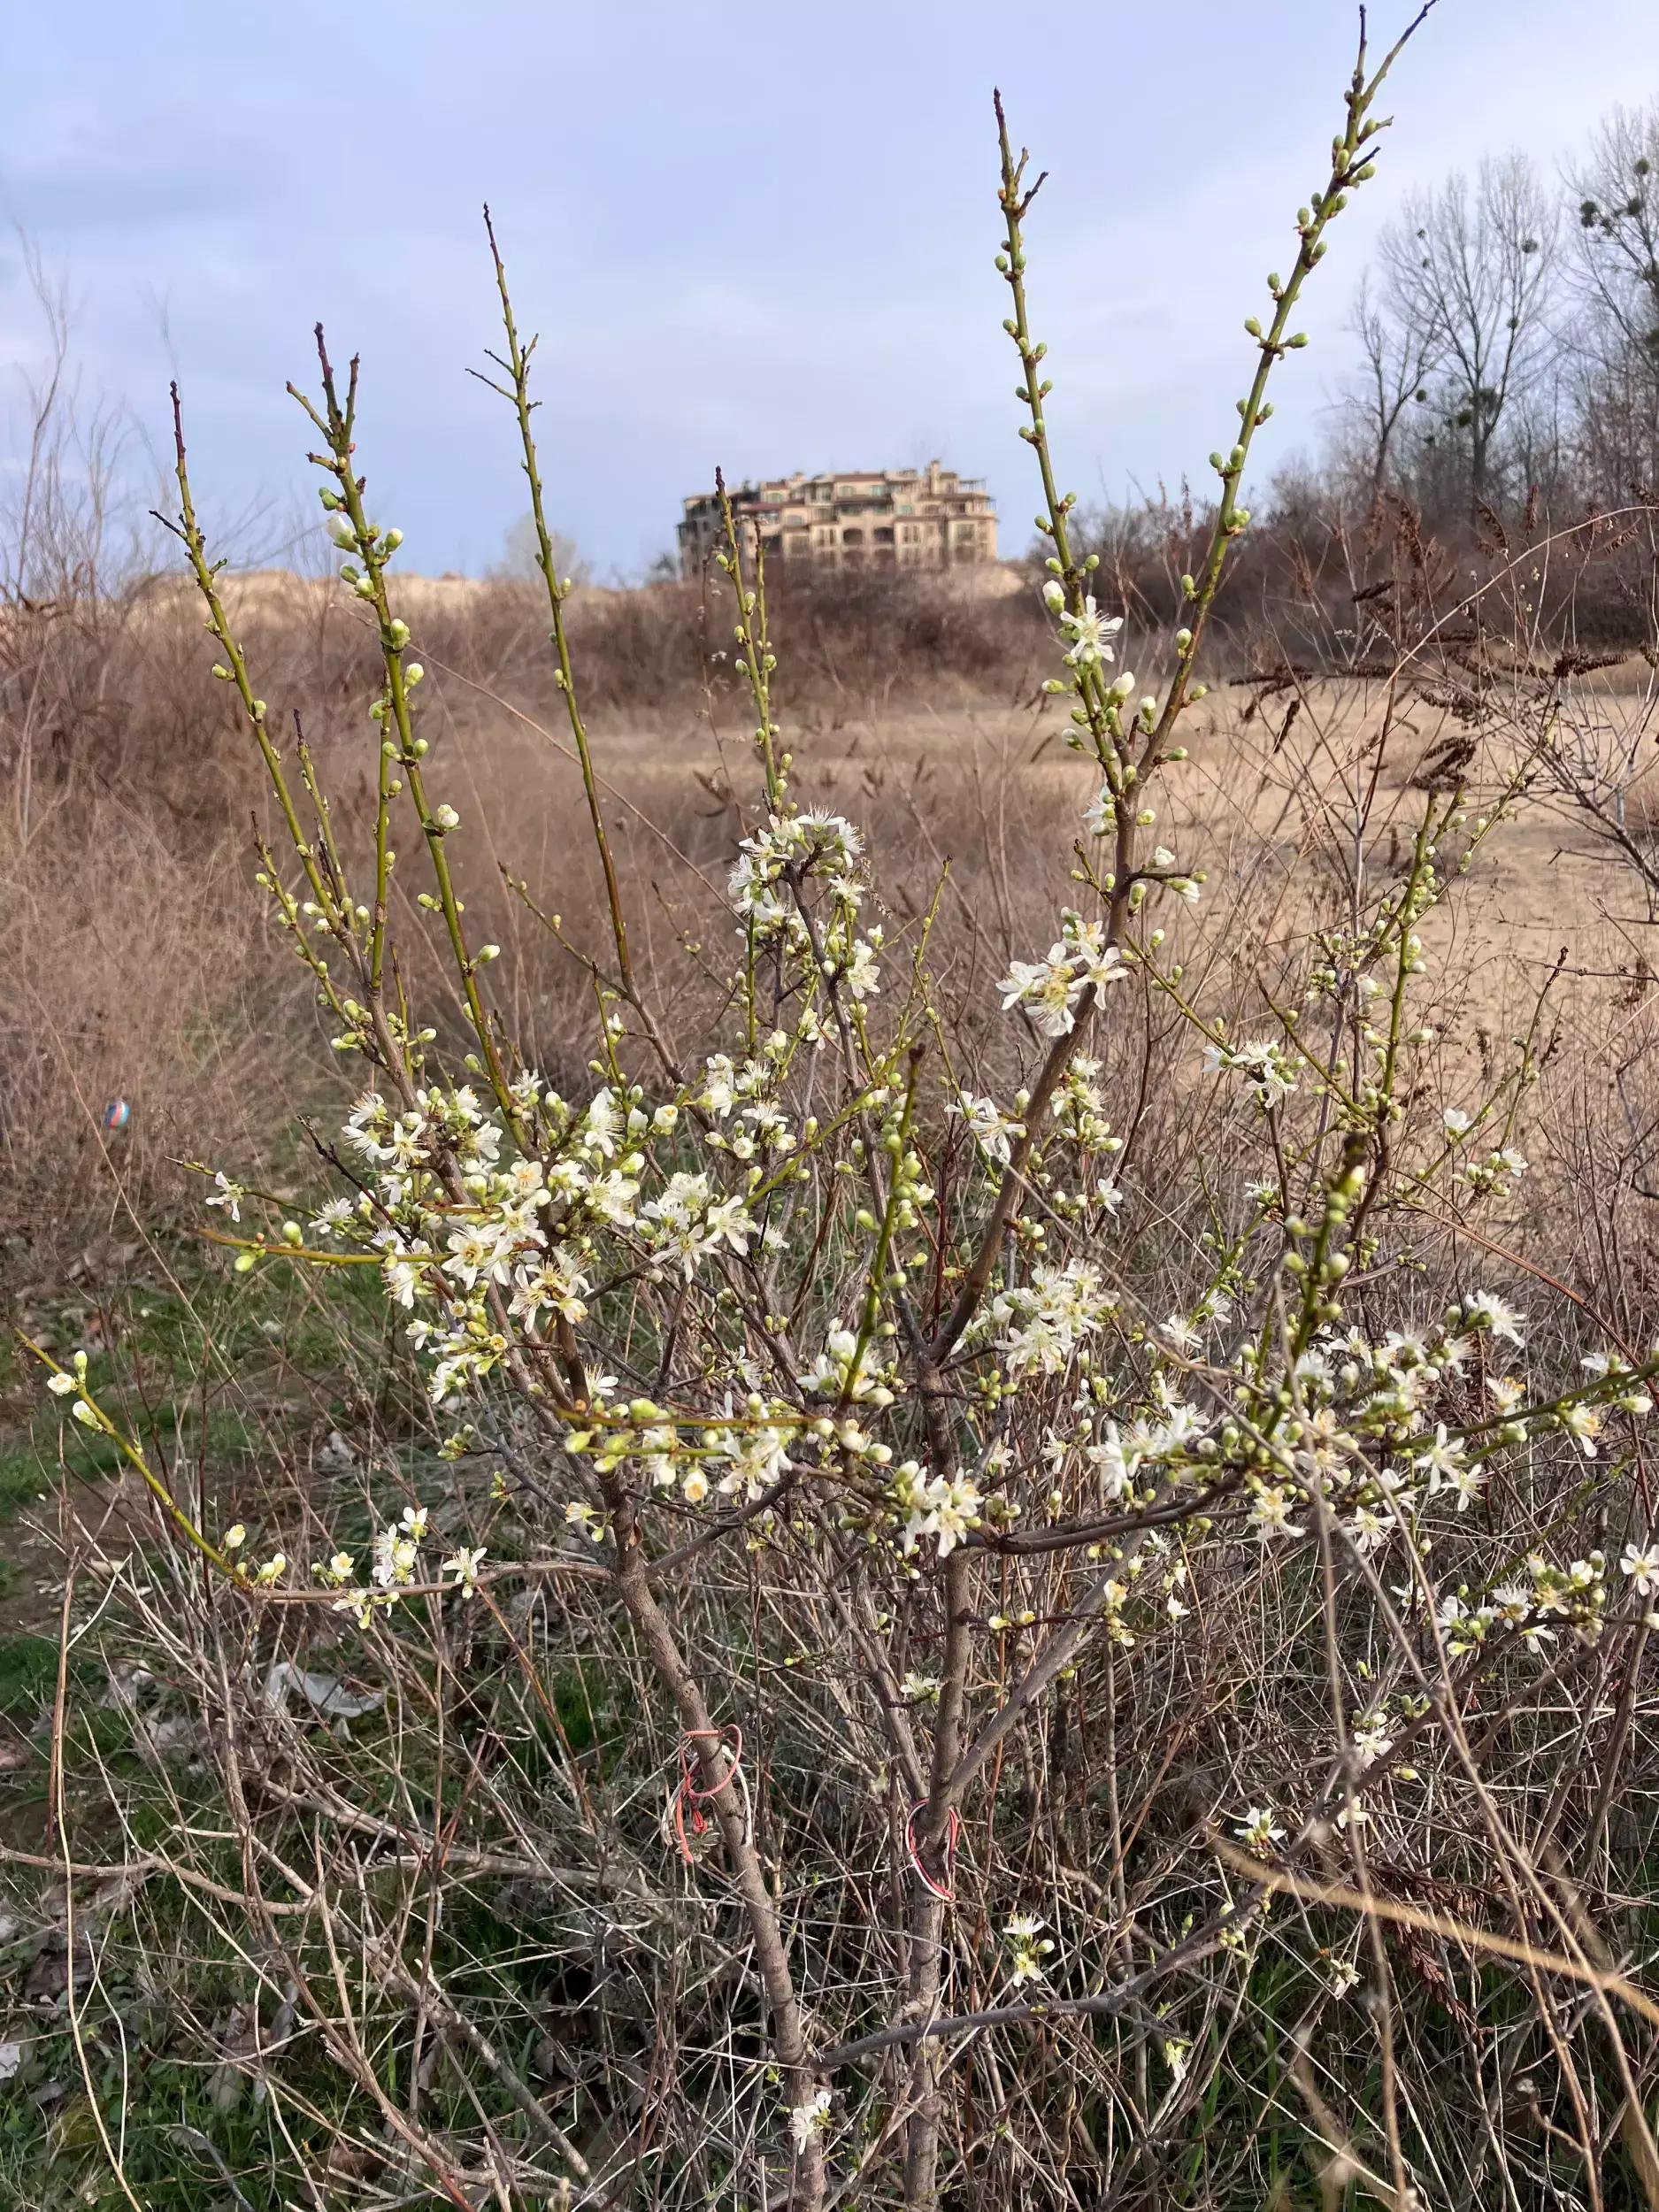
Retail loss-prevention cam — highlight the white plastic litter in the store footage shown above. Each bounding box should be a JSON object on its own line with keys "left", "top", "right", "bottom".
{"left": 264, "top": 1662, "right": 385, "bottom": 1724}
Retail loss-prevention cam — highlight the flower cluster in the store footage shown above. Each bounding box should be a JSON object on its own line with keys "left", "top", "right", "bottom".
{"left": 986, "top": 1259, "right": 1116, "bottom": 1377}
{"left": 1002, "top": 1913, "right": 1056, "bottom": 1985}
{"left": 1202, "top": 1036, "right": 1298, "bottom": 1110}
{"left": 891, "top": 1462, "right": 984, "bottom": 1557}
{"left": 730, "top": 809, "right": 864, "bottom": 932}
{"left": 1000, "top": 911, "right": 1129, "bottom": 1038}
{"left": 1041, "top": 583, "right": 1124, "bottom": 672}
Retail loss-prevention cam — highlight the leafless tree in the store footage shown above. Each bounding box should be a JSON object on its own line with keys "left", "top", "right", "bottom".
{"left": 1563, "top": 100, "right": 1659, "bottom": 501}
{"left": 1377, "top": 154, "right": 1558, "bottom": 518}
{"left": 1337, "top": 268, "right": 1443, "bottom": 500}
{"left": 492, "top": 508, "right": 591, "bottom": 588}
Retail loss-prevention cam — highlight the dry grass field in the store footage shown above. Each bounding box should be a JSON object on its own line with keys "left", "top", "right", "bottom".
{"left": 4, "top": 545, "right": 1659, "bottom": 2208}
{"left": 15, "top": 577, "right": 1655, "bottom": 1219}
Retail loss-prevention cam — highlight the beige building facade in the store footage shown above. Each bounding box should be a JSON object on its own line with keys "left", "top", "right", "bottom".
{"left": 678, "top": 460, "right": 996, "bottom": 578}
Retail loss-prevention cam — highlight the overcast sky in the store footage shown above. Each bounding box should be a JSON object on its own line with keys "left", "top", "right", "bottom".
{"left": 3, "top": 0, "right": 1655, "bottom": 579}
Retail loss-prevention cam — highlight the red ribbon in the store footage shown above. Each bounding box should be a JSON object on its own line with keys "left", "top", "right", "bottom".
{"left": 672, "top": 1726, "right": 744, "bottom": 1864}
{"left": 905, "top": 1802, "right": 961, "bottom": 1902}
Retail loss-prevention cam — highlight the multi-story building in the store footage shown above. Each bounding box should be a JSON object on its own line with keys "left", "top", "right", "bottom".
{"left": 677, "top": 460, "right": 997, "bottom": 579}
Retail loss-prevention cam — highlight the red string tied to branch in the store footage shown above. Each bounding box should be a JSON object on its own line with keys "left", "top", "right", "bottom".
{"left": 671, "top": 1725, "right": 746, "bottom": 1866}
{"left": 905, "top": 1801, "right": 962, "bottom": 1903}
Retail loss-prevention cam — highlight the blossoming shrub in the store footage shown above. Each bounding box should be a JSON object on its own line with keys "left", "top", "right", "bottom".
{"left": 27, "top": 18, "right": 1659, "bottom": 2211}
